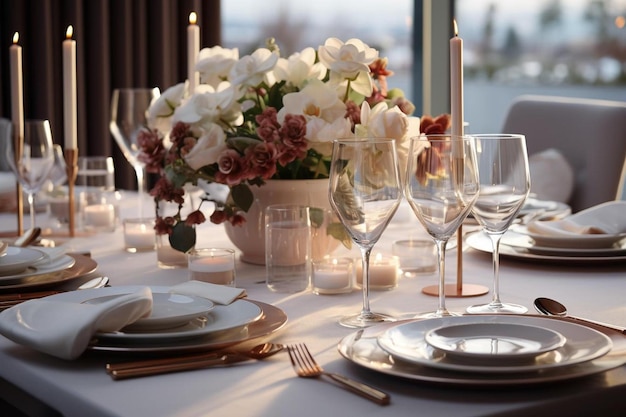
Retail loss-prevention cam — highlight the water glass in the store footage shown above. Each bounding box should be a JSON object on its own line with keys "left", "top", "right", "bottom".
{"left": 76, "top": 156, "right": 115, "bottom": 191}
{"left": 188, "top": 248, "right": 236, "bottom": 286}
{"left": 265, "top": 204, "right": 311, "bottom": 293}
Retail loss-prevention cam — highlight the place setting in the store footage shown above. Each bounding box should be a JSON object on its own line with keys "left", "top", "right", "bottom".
{"left": 467, "top": 200, "right": 626, "bottom": 264}
{"left": 337, "top": 313, "right": 625, "bottom": 386}
{"left": 0, "top": 280, "right": 288, "bottom": 361}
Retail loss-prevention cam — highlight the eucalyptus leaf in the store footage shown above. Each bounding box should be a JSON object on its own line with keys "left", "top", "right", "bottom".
{"left": 231, "top": 183, "right": 254, "bottom": 212}
{"left": 334, "top": 171, "right": 364, "bottom": 225}
{"left": 169, "top": 223, "right": 196, "bottom": 253}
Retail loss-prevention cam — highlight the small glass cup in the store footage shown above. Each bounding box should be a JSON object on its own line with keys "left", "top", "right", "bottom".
{"left": 188, "top": 248, "right": 236, "bottom": 286}
{"left": 355, "top": 253, "right": 399, "bottom": 291}
{"left": 312, "top": 257, "right": 353, "bottom": 295}
{"left": 392, "top": 239, "right": 437, "bottom": 277}
{"left": 123, "top": 218, "right": 155, "bottom": 253}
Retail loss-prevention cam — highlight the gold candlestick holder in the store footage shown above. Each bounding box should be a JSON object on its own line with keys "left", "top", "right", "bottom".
{"left": 64, "top": 148, "right": 78, "bottom": 237}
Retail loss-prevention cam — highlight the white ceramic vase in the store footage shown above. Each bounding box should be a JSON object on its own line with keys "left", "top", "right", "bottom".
{"left": 224, "top": 178, "right": 340, "bottom": 264}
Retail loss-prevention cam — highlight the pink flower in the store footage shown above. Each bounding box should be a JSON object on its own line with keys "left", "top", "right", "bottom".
{"left": 137, "top": 129, "right": 166, "bottom": 174}
{"left": 185, "top": 209, "right": 206, "bottom": 226}
{"left": 245, "top": 142, "right": 278, "bottom": 179}
{"left": 215, "top": 148, "right": 249, "bottom": 186}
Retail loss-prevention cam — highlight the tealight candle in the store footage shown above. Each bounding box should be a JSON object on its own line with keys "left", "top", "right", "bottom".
{"left": 123, "top": 218, "right": 155, "bottom": 253}
{"left": 312, "top": 257, "right": 353, "bottom": 295}
{"left": 355, "top": 253, "right": 399, "bottom": 291}
{"left": 188, "top": 248, "right": 236, "bottom": 286}
{"left": 83, "top": 204, "right": 115, "bottom": 231}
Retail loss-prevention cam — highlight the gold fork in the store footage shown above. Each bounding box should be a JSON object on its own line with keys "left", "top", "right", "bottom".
{"left": 287, "top": 343, "right": 390, "bottom": 405}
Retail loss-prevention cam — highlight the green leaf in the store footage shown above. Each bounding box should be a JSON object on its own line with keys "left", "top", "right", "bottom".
{"left": 169, "top": 222, "right": 196, "bottom": 253}
{"left": 231, "top": 183, "right": 254, "bottom": 212}
{"left": 309, "top": 207, "right": 325, "bottom": 228}
{"left": 327, "top": 222, "right": 352, "bottom": 249}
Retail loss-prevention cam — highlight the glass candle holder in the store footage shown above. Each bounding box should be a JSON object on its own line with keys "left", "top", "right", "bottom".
{"left": 391, "top": 239, "right": 437, "bottom": 277}
{"left": 355, "top": 253, "right": 399, "bottom": 291}
{"left": 312, "top": 257, "right": 353, "bottom": 295}
{"left": 188, "top": 248, "right": 236, "bottom": 286}
{"left": 123, "top": 218, "right": 155, "bottom": 253}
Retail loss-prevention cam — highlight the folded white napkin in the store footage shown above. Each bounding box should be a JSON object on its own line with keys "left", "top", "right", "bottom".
{"left": 526, "top": 219, "right": 607, "bottom": 237}
{"left": 0, "top": 287, "right": 152, "bottom": 360}
{"left": 526, "top": 201, "right": 626, "bottom": 237}
{"left": 170, "top": 280, "right": 246, "bottom": 305}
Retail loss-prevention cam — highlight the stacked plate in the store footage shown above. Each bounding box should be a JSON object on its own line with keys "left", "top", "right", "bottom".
{"left": 48, "top": 286, "right": 288, "bottom": 353}
{"left": 0, "top": 245, "right": 97, "bottom": 291}
{"left": 338, "top": 315, "right": 624, "bottom": 386}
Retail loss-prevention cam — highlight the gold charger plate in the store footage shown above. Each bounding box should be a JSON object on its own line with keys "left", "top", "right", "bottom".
{"left": 0, "top": 254, "right": 97, "bottom": 292}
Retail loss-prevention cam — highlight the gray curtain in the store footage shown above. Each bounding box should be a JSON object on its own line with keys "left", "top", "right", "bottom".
{"left": 0, "top": 0, "right": 221, "bottom": 189}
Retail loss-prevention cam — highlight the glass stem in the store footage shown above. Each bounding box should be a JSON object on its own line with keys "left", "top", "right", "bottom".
{"left": 135, "top": 165, "right": 146, "bottom": 217}
{"left": 487, "top": 232, "right": 505, "bottom": 307}
{"left": 27, "top": 192, "right": 35, "bottom": 230}
{"left": 359, "top": 246, "right": 372, "bottom": 318}
{"left": 434, "top": 239, "right": 449, "bottom": 316}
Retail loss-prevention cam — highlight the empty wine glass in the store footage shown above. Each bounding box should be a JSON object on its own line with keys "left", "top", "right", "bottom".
{"left": 466, "top": 134, "right": 531, "bottom": 314}
{"left": 5, "top": 120, "right": 55, "bottom": 230}
{"left": 110, "top": 88, "right": 160, "bottom": 216}
{"left": 328, "top": 137, "right": 402, "bottom": 328}
{"left": 404, "top": 135, "right": 479, "bottom": 318}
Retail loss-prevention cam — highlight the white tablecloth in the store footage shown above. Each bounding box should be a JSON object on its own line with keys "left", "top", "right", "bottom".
{"left": 1, "top": 192, "right": 625, "bottom": 417}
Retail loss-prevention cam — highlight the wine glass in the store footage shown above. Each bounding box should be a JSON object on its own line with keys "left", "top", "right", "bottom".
{"left": 109, "top": 88, "right": 160, "bottom": 216}
{"left": 466, "top": 134, "right": 531, "bottom": 314}
{"left": 404, "top": 135, "right": 479, "bottom": 318}
{"left": 328, "top": 137, "right": 402, "bottom": 328}
{"left": 5, "top": 120, "right": 55, "bottom": 230}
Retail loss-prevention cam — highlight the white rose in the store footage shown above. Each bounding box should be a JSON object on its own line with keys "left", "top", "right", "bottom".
{"left": 184, "top": 123, "right": 228, "bottom": 170}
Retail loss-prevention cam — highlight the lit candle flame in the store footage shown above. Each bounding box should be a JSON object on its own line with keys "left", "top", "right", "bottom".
{"left": 66, "top": 25, "right": 73, "bottom": 39}
{"left": 453, "top": 19, "right": 459, "bottom": 37}
{"left": 189, "top": 12, "right": 197, "bottom": 25}
{"left": 12, "top": 32, "right": 19, "bottom": 44}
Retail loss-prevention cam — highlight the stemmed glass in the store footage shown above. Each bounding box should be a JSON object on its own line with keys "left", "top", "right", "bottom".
{"left": 5, "top": 120, "right": 55, "bottom": 230}
{"left": 328, "top": 137, "right": 402, "bottom": 328}
{"left": 110, "top": 88, "right": 160, "bottom": 216}
{"left": 466, "top": 134, "right": 531, "bottom": 314}
{"left": 404, "top": 135, "right": 479, "bottom": 318}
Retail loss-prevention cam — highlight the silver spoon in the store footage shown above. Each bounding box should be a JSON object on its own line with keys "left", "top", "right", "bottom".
{"left": 14, "top": 227, "right": 42, "bottom": 247}
{"left": 77, "top": 276, "right": 109, "bottom": 290}
{"left": 534, "top": 297, "right": 626, "bottom": 335}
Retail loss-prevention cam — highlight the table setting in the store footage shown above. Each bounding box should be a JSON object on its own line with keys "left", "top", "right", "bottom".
{"left": 1, "top": 15, "right": 625, "bottom": 417}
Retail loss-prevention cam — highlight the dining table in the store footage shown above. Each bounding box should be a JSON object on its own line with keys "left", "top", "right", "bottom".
{"left": 0, "top": 190, "right": 625, "bottom": 417}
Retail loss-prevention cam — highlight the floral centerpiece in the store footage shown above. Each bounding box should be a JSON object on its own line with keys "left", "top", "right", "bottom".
{"left": 138, "top": 37, "right": 443, "bottom": 253}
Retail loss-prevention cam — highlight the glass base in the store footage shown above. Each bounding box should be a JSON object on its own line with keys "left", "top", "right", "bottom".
{"left": 412, "top": 309, "right": 461, "bottom": 319}
{"left": 339, "top": 311, "right": 395, "bottom": 328}
{"left": 466, "top": 302, "right": 528, "bottom": 314}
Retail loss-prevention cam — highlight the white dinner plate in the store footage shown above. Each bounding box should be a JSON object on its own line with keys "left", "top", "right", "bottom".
{"left": 83, "top": 292, "right": 215, "bottom": 331}
{"left": 466, "top": 231, "right": 626, "bottom": 264}
{"left": 49, "top": 286, "right": 262, "bottom": 343}
{"left": 424, "top": 322, "right": 566, "bottom": 363}
{"left": 0, "top": 254, "right": 76, "bottom": 284}
{"left": 377, "top": 315, "right": 612, "bottom": 374}
{"left": 338, "top": 316, "right": 625, "bottom": 386}
{"left": 0, "top": 247, "right": 46, "bottom": 275}
{"left": 502, "top": 231, "right": 626, "bottom": 257}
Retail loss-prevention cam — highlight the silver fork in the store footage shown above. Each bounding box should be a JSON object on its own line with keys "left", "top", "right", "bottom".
{"left": 287, "top": 343, "right": 390, "bottom": 405}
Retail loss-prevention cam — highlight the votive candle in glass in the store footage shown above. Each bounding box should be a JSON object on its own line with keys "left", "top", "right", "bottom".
{"left": 188, "top": 248, "right": 236, "bottom": 286}
{"left": 123, "top": 218, "right": 155, "bottom": 253}
{"left": 312, "top": 257, "right": 353, "bottom": 295}
{"left": 355, "top": 253, "right": 399, "bottom": 290}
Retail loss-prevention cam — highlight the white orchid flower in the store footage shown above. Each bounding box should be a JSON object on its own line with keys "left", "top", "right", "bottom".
{"left": 229, "top": 47, "right": 279, "bottom": 88}
{"left": 278, "top": 79, "right": 347, "bottom": 126}
{"left": 318, "top": 37, "right": 378, "bottom": 97}
{"left": 184, "top": 122, "right": 228, "bottom": 170}
{"left": 358, "top": 101, "right": 408, "bottom": 141}
{"left": 146, "top": 83, "right": 186, "bottom": 134}
{"left": 196, "top": 46, "right": 239, "bottom": 88}
{"left": 173, "top": 82, "right": 243, "bottom": 130}
{"left": 274, "top": 47, "right": 326, "bottom": 88}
